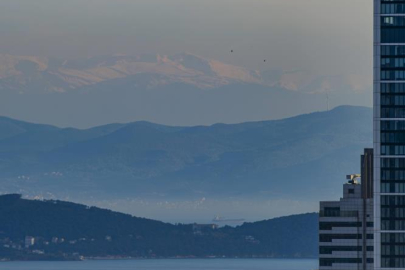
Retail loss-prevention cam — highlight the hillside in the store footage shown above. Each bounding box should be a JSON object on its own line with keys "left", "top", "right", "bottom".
{"left": 0, "top": 106, "right": 372, "bottom": 221}
{"left": 0, "top": 106, "right": 371, "bottom": 190}
{"left": 0, "top": 194, "right": 318, "bottom": 260}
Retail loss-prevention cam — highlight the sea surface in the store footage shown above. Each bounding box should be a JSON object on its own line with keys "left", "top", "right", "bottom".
{"left": 0, "top": 259, "right": 318, "bottom": 270}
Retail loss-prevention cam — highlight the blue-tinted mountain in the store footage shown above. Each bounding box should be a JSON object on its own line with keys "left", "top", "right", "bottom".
{"left": 0, "top": 106, "right": 371, "bottom": 206}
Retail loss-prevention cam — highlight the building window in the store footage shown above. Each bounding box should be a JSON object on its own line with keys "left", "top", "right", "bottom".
{"left": 381, "top": 182, "right": 405, "bottom": 193}
{"left": 319, "top": 234, "right": 362, "bottom": 242}
{"left": 382, "top": 233, "right": 405, "bottom": 268}
{"left": 322, "top": 207, "right": 340, "bottom": 217}
{"left": 319, "top": 258, "right": 362, "bottom": 267}
{"left": 382, "top": 3, "right": 405, "bottom": 14}
{"left": 381, "top": 158, "right": 405, "bottom": 169}
{"left": 381, "top": 96, "right": 405, "bottom": 107}
{"left": 381, "top": 108, "right": 405, "bottom": 118}
{"left": 381, "top": 121, "right": 405, "bottom": 131}
{"left": 319, "top": 246, "right": 362, "bottom": 254}
{"left": 381, "top": 145, "right": 405, "bottom": 155}
{"left": 381, "top": 83, "right": 405, "bottom": 94}
{"left": 319, "top": 222, "right": 362, "bottom": 230}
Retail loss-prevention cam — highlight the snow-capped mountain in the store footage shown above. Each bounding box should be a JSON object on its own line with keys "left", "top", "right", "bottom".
{"left": 0, "top": 53, "right": 370, "bottom": 95}
{"left": 0, "top": 53, "right": 263, "bottom": 92}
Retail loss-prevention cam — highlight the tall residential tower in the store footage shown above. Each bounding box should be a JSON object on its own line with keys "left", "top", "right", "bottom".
{"left": 374, "top": 0, "right": 405, "bottom": 268}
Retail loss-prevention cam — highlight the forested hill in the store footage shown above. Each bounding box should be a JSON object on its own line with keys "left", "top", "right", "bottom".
{"left": 0, "top": 194, "right": 318, "bottom": 260}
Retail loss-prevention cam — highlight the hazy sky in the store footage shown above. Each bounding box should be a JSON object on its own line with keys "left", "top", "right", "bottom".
{"left": 0, "top": 0, "right": 372, "bottom": 75}
{"left": 0, "top": 0, "right": 373, "bottom": 220}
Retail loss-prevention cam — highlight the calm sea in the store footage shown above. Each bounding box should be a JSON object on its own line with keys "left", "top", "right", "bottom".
{"left": 0, "top": 259, "right": 318, "bottom": 270}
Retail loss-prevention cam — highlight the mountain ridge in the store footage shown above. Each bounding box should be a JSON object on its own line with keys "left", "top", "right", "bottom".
{"left": 0, "top": 104, "right": 370, "bottom": 130}
{"left": 0, "top": 57, "right": 372, "bottom": 128}
{"left": 0, "top": 53, "right": 370, "bottom": 94}
{"left": 0, "top": 105, "right": 372, "bottom": 224}
{"left": 0, "top": 53, "right": 262, "bottom": 92}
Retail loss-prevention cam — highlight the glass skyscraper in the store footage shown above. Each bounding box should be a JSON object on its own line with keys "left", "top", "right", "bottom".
{"left": 375, "top": 0, "right": 405, "bottom": 268}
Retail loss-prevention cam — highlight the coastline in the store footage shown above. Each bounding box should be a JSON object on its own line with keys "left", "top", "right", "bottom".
{"left": 0, "top": 256, "right": 318, "bottom": 262}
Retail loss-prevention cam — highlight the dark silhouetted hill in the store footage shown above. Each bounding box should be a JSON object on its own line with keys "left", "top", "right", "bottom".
{"left": 0, "top": 195, "right": 317, "bottom": 260}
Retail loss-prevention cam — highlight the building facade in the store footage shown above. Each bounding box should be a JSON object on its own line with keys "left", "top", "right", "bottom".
{"left": 374, "top": 0, "right": 405, "bottom": 268}
{"left": 319, "top": 149, "right": 374, "bottom": 270}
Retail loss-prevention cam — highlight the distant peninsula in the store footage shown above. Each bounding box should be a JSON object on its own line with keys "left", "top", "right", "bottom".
{"left": 0, "top": 194, "right": 317, "bottom": 261}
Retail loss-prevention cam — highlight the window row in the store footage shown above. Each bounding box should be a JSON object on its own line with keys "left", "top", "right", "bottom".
{"left": 381, "top": 83, "right": 405, "bottom": 93}
{"left": 319, "top": 258, "right": 362, "bottom": 267}
{"left": 382, "top": 46, "right": 405, "bottom": 57}
{"left": 319, "top": 234, "right": 362, "bottom": 242}
{"left": 382, "top": 57, "right": 405, "bottom": 68}
{"left": 382, "top": 121, "right": 405, "bottom": 131}
{"left": 382, "top": 244, "right": 405, "bottom": 255}
{"left": 381, "top": 170, "right": 405, "bottom": 181}
{"left": 382, "top": 3, "right": 405, "bottom": 14}
{"left": 382, "top": 257, "right": 405, "bottom": 268}
{"left": 381, "top": 132, "right": 405, "bottom": 143}
{"left": 382, "top": 95, "right": 405, "bottom": 106}
{"left": 320, "top": 210, "right": 358, "bottom": 218}
{"left": 319, "top": 222, "right": 362, "bottom": 230}
{"left": 381, "top": 207, "right": 405, "bottom": 217}
{"left": 381, "top": 108, "right": 405, "bottom": 118}
{"left": 382, "top": 158, "right": 405, "bottom": 168}
{"left": 382, "top": 219, "right": 405, "bottom": 230}
{"left": 381, "top": 70, "right": 405, "bottom": 80}
{"left": 382, "top": 16, "right": 405, "bottom": 26}
{"left": 382, "top": 182, "right": 405, "bottom": 192}
{"left": 319, "top": 246, "right": 367, "bottom": 255}
{"left": 382, "top": 195, "right": 405, "bottom": 205}
{"left": 319, "top": 246, "right": 357, "bottom": 254}
{"left": 381, "top": 145, "right": 405, "bottom": 155}
{"left": 381, "top": 28, "right": 405, "bottom": 43}
{"left": 382, "top": 233, "right": 405, "bottom": 243}
{"left": 321, "top": 207, "right": 340, "bottom": 217}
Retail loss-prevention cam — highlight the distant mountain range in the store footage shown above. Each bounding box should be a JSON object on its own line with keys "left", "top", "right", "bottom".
{"left": 0, "top": 53, "right": 260, "bottom": 92}
{"left": 0, "top": 53, "right": 371, "bottom": 128}
{"left": 0, "top": 194, "right": 318, "bottom": 260}
{"left": 0, "top": 105, "right": 372, "bottom": 220}
{"left": 0, "top": 53, "right": 370, "bottom": 93}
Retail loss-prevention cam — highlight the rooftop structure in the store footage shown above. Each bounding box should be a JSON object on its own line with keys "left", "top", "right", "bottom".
{"left": 319, "top": 149, "right": 374, "bottom": 270}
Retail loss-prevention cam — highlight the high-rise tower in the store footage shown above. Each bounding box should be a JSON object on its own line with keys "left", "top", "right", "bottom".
{"left": 374, "top": 0, "right": 405, "bottom": 268}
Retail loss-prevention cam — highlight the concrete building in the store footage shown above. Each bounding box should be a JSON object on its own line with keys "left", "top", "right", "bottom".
{"left": 319, "top": 149, "right": 374, "bottom": 270}
{"left": 373, "top": 0, "right": 405, "bottom": 268}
